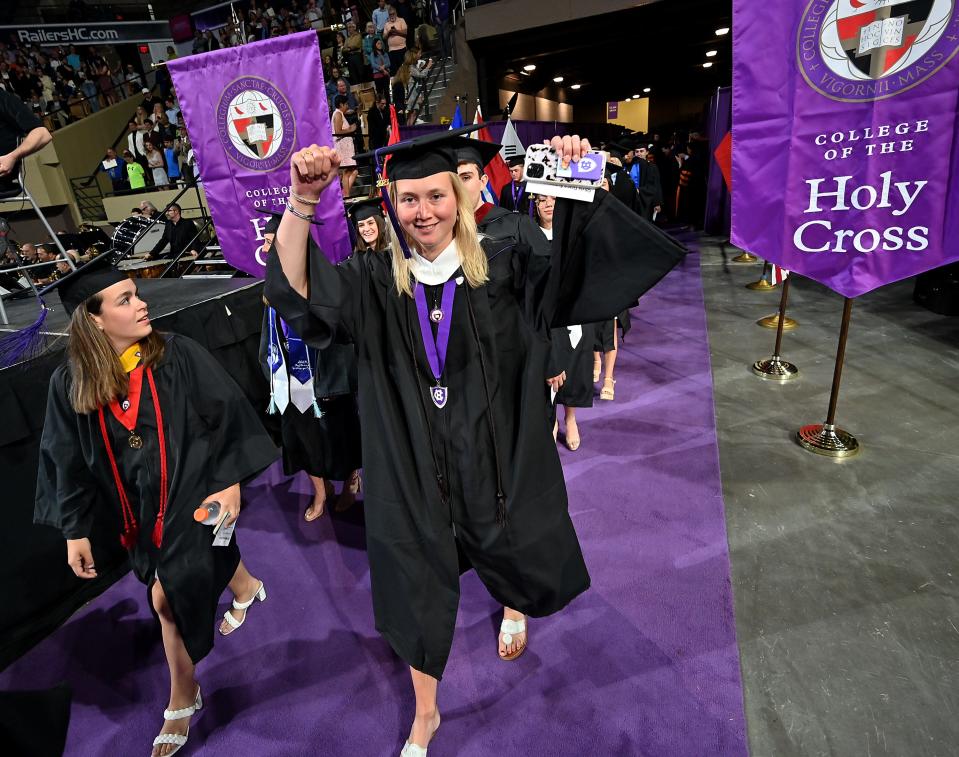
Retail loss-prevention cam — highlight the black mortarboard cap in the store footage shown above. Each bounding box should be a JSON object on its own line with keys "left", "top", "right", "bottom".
{"left": 607, "top": 141, "right": 631, "bottom": 158}
{"left": 347, "top": 197, "right": 385, "bottom": 223}
{"left": 264, "top": 212, "right": 283, "bottom": 236}
{"left": 455, "top": 139, "right": 501, "bottom": 174}
{"left": 356, "top": 123, "right": 488, "bottom": 181}
{"left": 506, "top": 155, "right": 525, "bottom": 168}
{"left": 51, "top": 252, "right": 127, "bottom": 316}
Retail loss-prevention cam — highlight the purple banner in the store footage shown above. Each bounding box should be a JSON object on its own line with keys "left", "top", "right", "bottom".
{"left": 166, "top": 32, "right": 351, "bottom": 275}
{"left": 607, "top": 101, "right": 619, "bottom": 119}
{"left": 732, "top": 1, "right": 959, "bottom": 298}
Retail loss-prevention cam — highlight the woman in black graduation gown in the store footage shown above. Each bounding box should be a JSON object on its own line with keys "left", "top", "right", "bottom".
{"left": 532, "top": 193, "right": 595, "bottom": 451}
{"left": 265, "top": 127, "right": 685, "bottom": 756}
{"left": 34, "top": 258, "right": 278, "bottom": 757}
{"left": 260, "top": 214, "right": 363, "bottom": 519}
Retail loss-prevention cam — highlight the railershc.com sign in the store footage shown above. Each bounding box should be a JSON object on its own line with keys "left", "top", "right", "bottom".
{"left": 0, "top": 21, "right": 172, "bottom": 46}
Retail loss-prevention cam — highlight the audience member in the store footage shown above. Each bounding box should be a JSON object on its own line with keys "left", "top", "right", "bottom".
{"left": 366, "top": 94, "right": 390, "bottom": 150}
{"left": 370, "top": 38, "right": 391, "bottom": 100}
{"left": 384, "top": 5, "right": 409, "bottom": 74}
{"left": 372, "top": 0, "right": 390, "bottom": 33}
{"left": 101, "top": 147, "right": 127, "bottom": 192}
{"left": 123, "top": 150, "right": 146, "bottom": 189}
{"left": 145, "top": 140, "right": 168, "bottom": 187}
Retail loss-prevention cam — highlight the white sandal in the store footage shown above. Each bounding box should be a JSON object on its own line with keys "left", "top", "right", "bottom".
{"left": 499, "top": 617, "right": 528, "bottom": 661}
{"left": 151, "top": 686, "right": 201, "bottom": 756}
{"left": 219, "top": 581, "right": 266, "bottom": 635}
{"left": 400, "top": 742, "right": 428, "bottom": 757}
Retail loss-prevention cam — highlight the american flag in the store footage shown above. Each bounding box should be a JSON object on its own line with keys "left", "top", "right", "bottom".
{"left": 770, "top": 264, "right": 789, "bottom": 285}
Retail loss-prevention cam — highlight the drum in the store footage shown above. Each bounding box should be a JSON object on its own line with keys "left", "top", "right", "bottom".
{"left": 112, "top": 215, "right": 166, "bottom": 257}
{"left": 117, "top": 258, "right": 171, "bottom": 279}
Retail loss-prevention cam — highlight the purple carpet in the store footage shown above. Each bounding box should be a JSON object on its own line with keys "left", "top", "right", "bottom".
{"left": 1, "top": 251, "right": 748, "bottom": 756}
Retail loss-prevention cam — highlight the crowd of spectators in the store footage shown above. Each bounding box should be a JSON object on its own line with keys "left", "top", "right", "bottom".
{"left": 0, "top": 37, "right": 175, "bottom": 132}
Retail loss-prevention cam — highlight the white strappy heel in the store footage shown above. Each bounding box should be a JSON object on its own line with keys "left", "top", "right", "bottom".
{"left": 151, "top": 686, "right": 201, "bottom": 756}
{"left": 220, "top": 581, "right": 266, "bottom": 635}
{"left": 400, "top": 741, "right": 429, "bottom": 757}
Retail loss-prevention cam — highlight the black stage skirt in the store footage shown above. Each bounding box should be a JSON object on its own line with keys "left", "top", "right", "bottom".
{"left": 281, "top": 394, "right": 362, "bottom": 480}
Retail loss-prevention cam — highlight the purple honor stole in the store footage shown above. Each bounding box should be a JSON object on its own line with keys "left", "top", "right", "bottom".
{"left": 413, "top": 279, "right": 457, "bottom": 409}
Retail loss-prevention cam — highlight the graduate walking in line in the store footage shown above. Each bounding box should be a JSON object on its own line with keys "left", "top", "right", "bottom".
{"left": 265, "top": 126, "right": 685, "bottom": 755}
{"left": 260, "top": 214, "right": 363, "bottom": 519}
{"left": 34, "top": 257, "right": 278, "bottom": 757}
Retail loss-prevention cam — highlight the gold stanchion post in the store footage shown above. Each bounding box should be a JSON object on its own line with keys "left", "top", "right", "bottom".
{"left": 796, "top": 297, "right": 860, "bottom": 457}
{"left": 732, "top": 249, "right": 758, "bottom": 263}
{"left": 757, "top": 312, "right": 798, "bottom": 330}
{"left": 746, "top": 261, "right": 777, "bottom": 291}
{"left": 752, "top": 276, "right": 798, "bottom": 381}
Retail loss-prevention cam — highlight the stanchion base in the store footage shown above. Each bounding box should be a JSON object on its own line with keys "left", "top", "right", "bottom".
{"left": 752, "top": 356, "right": 799, "bottom": 381}
{"left": 758, "top": 313, "right": 798, "bottom": 330}
{"left": 732, "top": 252, "right": 759, "bottom": 263}
{"left": 746, "top": 278, "right": 777, "bottom": 291}
{"left": 796, "top": 423, "right": 860, "bottom": 458}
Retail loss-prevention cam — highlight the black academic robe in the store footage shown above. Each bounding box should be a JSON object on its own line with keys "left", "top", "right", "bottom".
{"left": 608, "top": 167, "right": 639, "bottom": 213}
{"left": 633, "top": 160, "right": 664, "bottom": 220}
{"left": 265, "top": 189, "right": 686, "bottom": 679}
{"left": 34, "top": 335, "right": 279, "bottom": 664}
{"left": 498, "top": 180, "right": 532, "bottom": 215}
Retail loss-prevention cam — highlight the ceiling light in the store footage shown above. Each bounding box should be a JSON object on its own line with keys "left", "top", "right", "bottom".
{"left": 703, "top": 61, "right": 714, "bottom": 68}
{"left": 571, "top": 84, "right": 581, "bottom": 90}
{"left": 643, "top": 87, "right": 651, "bottom": 93}
{"left": 520, "top": 70, "right": 530, "bottom": 76}
{"left": 553, "top": 76, "right": 564, "bottom": 83}
{"left": 523, "top": 64, "right": 536, "bottom": 71}
{"left": 715, "top": 27, "right": 729, "bottom": 36}
{"left": 706, "top": 50, "right": 717, "bottom": 57}
{"left": 625, "top": 96, "right": 632, "bottom": 101}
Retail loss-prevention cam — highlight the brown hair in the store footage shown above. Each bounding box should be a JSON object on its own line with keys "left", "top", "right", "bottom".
{"left": 353, "top": 213, "right": 396, "bottom": 255}
{"left": 67, "top": 293, "right": 166, "bottom": 414}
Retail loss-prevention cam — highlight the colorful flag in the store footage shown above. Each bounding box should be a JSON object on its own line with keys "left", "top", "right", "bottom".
{"left": 166, "top": 31, "right": 352, "bottom": 273}
{"left": 499, "top": 116, "right": 524, "bottom": 163}
{"left": 473, "top": 103, "right": 510, "bottom": 202}
{"left": 713, "top": 130, "right": 732, "bottom": 191}
{"left": 731, "top": 1, "right": 959, "bottom": 298}
{"left": 449, "top": 101, "right": 464, "bottom": 129}
{"left": 381, "top": 103, "right": 401, "bottom": 174}
{"left": 770, "top": 264, "right": 789, "bottom": 286}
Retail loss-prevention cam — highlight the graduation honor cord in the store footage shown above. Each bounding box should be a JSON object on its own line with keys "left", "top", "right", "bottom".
{"left": 413, "top": 279, "right": 456, "bottom": 409}
{"left": 96, "top": 366, "right": 169, "bottom": 549}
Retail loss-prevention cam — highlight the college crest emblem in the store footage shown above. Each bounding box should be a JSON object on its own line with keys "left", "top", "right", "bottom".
{"left": 798, "top": 0, "right": 959, "bottom": 101}
{"left": 216, "top": 77, "right": 296, "bottom": 171}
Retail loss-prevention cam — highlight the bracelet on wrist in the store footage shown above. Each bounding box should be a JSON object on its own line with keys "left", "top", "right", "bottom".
{"left": 289, "top": 188, "right": 320, "bottom": 205}
{"left": 285, "top": 199, "right": 324, "bottom": 224}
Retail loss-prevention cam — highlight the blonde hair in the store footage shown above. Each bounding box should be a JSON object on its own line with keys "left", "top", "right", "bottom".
{"left": 388, "top": 171, "right": 488, "bottom": 298}
{"left": 68, "top": 295, "right": 165, "bottom": 414}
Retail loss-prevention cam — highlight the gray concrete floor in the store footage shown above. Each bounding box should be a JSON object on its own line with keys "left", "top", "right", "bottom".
{"left": 698, "top": 236, "right": 959, "bottom": 757}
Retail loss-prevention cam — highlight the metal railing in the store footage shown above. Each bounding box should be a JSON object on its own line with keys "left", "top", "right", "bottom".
{"left": 70, "top": 177, "right": 107, "bottom": 222}
{"left": 406, "top": 55, "right": 450, "bottom": 123}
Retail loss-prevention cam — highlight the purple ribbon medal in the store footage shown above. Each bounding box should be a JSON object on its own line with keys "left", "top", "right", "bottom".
{"left": 413, "top": 279, "right": 457, "bottom": 409}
